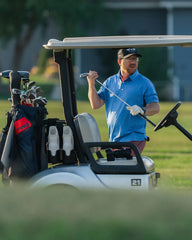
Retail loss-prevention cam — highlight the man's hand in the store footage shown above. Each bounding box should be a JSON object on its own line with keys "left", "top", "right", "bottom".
{"left": 126, "top": 105, "right": 144, "bottom": 116}
{"left": 87, "top": 71, "right": 99, "bottom": 87}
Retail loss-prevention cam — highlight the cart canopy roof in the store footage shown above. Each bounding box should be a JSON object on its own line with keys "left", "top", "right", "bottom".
{"left": 43, "top": 35, "right": 192, "bottom": 50}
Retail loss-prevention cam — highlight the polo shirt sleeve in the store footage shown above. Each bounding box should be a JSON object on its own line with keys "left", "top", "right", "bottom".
{"left": 97, "top": 82, "right": 107, "bottom": 101}
{"left": 144, "top": 80, "right": 159, "bottom": 104}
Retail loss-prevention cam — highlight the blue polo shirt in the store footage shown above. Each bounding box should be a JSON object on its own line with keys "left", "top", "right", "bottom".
{"left": 97, "top": 70, "right": 159, "bottom": 142}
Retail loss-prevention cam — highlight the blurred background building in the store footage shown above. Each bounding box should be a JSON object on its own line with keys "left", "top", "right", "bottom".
{"left": 0, "top": 0, "right": 192, "bottom": 101}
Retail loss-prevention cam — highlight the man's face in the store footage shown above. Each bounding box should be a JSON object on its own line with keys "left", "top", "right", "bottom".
{"left": 119, "top": 55, "right": 139, "bottom": 74}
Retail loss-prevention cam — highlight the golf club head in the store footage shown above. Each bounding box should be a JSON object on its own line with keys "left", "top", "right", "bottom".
{"left": 80, "top": 73, "right": 89, "bottom": 78}
{"left": 12, "top": 88, "right": 23, "bottom": 95}
{"left": 0, "top": 70, "right": 29, "bottom": 79}
{"left": 18, "top": 71, "right": 30, "bottom": 79}
{"left": 27, "top": 81, "right": 36, "bottom": 90}
{"left": 42, "top": 97, "right": 47, "bottom": 104}
{"left": 20, "top": 94, "right": 27, "bottom": 101}
{"left": 26, "top": 88, "right": 35, "bottom": 97}
{"left": 28, "top": 93, "right": 36, "bottom": 100}
{"left": 33, "top": 96, "right": 47, "bottom": 106}
{"left": 34, "top": 86, "right": 41, "bottom": 92}
{"left": 0, "top": 70, "right": 12, "bottom": 78}
{"left": 35, "top": 87, "right": 43, "bottom": 97}
{"left": 22, "top": 78, "right": 30, "bottom": 87}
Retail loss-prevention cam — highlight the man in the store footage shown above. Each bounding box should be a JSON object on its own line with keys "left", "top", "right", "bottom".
{"left": 86, "top": 48, "right": 159, "bottom": 154}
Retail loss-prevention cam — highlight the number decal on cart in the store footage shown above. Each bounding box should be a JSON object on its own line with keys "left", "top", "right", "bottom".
{"left": 131, "top": 179, "right": 142, "bottom": 186}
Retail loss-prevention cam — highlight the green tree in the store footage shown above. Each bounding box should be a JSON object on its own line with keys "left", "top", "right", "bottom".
{"left": 138, "top": 47, "right": 170, "bottom": 100}
{"left": 0, "top": 0, "right": 104, "bottom": 69}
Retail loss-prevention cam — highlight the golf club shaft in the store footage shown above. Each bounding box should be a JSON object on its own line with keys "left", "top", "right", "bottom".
{"left": 96, "top": 79, "right": 156, "bottom": 127}
{"left": 80, "top": 73, "right": 156, "bottom": 127}
{"left": 96, "top": 79, "right": 130, "bottom": 107}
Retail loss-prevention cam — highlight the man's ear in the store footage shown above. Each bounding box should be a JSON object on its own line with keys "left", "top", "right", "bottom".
{"left": 117, "top": 59, "right": 121, "bottom": 66}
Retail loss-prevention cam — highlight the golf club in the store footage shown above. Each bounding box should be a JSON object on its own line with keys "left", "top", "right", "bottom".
{"left": 33, "top": 96, "right": 47, "bottom": 106}
{"left": 80, "top": 72, "right": 156, "bottom": 127}
{"left": 0, "top": 70, "right": 29, "bottom": 79}
{"left": 12, "top": 88, "right": 23, "bottom": 95}
{"left": 27, "top": 81, "right": 36, "bottom": 90}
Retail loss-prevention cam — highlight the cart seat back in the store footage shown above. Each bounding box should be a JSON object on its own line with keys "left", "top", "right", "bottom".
{"left": 74, "top": 113, "right": 101, "bottom": 153}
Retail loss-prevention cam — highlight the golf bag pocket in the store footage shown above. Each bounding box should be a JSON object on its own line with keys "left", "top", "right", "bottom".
{"left": 10, "top": 118, "right": 38, "bottom": 178}
{"left": 14, "top": 117, "right": 32, "bottom": 135}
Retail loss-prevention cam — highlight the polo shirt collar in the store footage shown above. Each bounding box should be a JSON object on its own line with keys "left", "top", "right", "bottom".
{"left": 129, "top": 69, "right": 139, "bottom": 81}
{"left": 118, "top": 69, "right": 139, "bottom": 82}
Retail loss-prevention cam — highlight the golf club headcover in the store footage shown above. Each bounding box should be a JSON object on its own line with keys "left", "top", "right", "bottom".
{"left": 126, "top": 105, "right": 144, "bottom": 116}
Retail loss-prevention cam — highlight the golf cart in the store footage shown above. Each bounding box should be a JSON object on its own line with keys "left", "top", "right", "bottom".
{"left": 2, "top": 36, "right": 192, "bottom": 190}
{"left": 29, "top": 35, "right": 192, "bottom": 190}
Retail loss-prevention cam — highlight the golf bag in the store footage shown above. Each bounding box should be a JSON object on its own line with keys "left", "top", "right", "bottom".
{"left": 0, "top": 104, "right": 48, "bottom": 181}
{"left": 0, "top": 70, "right": 77, "bottom": 183}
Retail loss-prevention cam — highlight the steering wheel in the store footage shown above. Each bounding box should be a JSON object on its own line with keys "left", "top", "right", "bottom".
{"left": 154, "top": 102, "right": 181, "bottom": 131}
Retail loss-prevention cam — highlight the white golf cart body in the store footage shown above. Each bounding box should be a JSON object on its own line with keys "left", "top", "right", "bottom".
{"left": 31, "top": 35, "right": 192, "bottom": 190}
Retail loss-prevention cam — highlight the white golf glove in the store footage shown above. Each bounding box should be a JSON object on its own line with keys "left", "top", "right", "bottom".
{"left": 126, "top": 105, "right": 144, "bottom": 116}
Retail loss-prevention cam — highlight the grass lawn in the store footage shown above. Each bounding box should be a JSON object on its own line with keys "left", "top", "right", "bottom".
{"left": 0, "top": 100, "right": 192, "bottom": 190}
{"left": 0, "top": 100, "right": 192, "bottom": 239}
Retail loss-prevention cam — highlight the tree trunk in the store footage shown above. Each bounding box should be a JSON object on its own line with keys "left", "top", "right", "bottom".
{"left": 12, "top": 37, "right": 23, "bottom": 71}
{"left": 12, "top": 26, "right": 35, "bottom": 70}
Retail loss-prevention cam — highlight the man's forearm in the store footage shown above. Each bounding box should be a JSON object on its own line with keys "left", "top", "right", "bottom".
{"left": 144, "top": 102, "right": 160, "bottom": 116}
{"left": 88, "top": 85, "right": 104, "bottom": 109}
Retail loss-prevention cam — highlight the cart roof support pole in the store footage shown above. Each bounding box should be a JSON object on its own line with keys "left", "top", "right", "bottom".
{"left": 53, "top": 50, "right": 87, "bottom": 163}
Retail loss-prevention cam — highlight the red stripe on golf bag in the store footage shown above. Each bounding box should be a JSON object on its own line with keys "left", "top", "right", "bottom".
{"left": 14, "top": 117, "right": 32, "bottom": 135}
